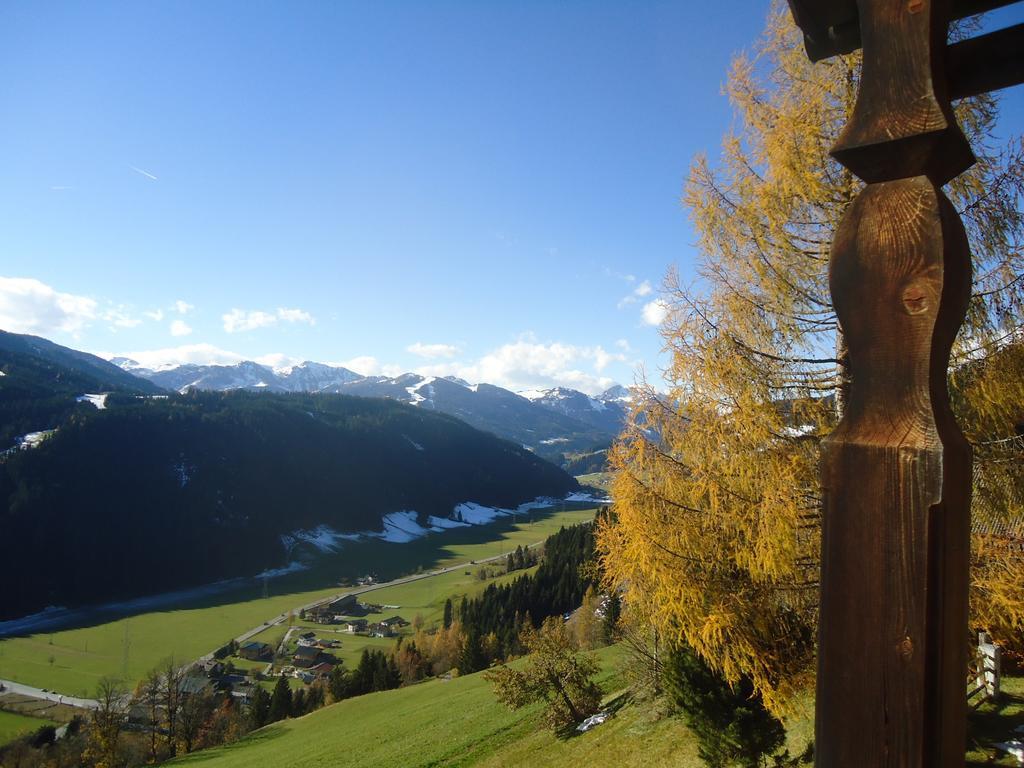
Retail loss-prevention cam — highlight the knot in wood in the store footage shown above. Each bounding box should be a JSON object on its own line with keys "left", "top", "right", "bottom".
{"left": 900, "top": 636, "right": 914, "bottom": 659}
{"left": 907, "top": 0, "right": 924, "bottom": 14}
{"left": 901, "top": 279, "right": 933, "bottom": 315}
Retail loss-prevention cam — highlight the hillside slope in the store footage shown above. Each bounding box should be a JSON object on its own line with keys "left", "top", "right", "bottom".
{"left": 0, "top": 391, "right": 576, "bottom": 620}
{"left": 0, "top": 329, "right": 162, "bottom": 446}
{"left": 166, "top": 645, "right": 709, "bottom": 768}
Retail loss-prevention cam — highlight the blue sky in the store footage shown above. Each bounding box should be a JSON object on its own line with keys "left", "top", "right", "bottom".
{"left": 1, "top": 2, "right": 1021, "bottom": 394}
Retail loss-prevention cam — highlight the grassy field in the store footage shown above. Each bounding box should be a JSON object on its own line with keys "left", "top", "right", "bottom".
{"left": 574, "top": 473, "right": 613, "bottom": 493}
{"left": 967, "top": 674, "right": 1024, "bottom": 765}
{"left": 245, "top": 563, "right": 538, "bottom": 673}
{"left": 166, "top": 643, "right": 1024, "bottom": 768}
{"left": 168, "top": 644, "right": 819, "bottom": 768}
{"left": 0, "top": 710, "right": 57, "bottom": 748}
{"left": 0, "top": 506, "right": 596, "bottom": 696}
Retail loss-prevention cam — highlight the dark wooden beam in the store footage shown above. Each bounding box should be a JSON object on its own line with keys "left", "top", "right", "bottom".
{"left": 947, "top": 23, "right": 1024, "bottom": 99}
{"left": 789, "top": 0, "right": 1023, "bottom": 62}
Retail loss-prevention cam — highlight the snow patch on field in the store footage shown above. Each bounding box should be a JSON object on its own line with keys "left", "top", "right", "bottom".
{"left": 453, "top": 502, "right": 510, "bottom": 525}
{"left": 377, "top": 510, "right": 433, "bottom": 543}
{"left": 427, "top": 515, "right": 471, "bottom": 530}
{"left": 18, "top": 430, "right": 56, "bottom": 450}
{"left": 256, "top": 561, "right": 309, "bottom": 579}
{"left": 282, "top": 525, "right": 351, "bottom": 553}
{"left": 404, "top": 435, "right": 425, "bottom": 451}
{"left": 565, "top": 491, "right": 610, "bottom": 503}
{"left": 76, "top": 393, "right": 108, "bottom": 409}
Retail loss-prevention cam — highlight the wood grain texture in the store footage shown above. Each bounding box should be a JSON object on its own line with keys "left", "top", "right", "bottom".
{"left": 816, "top": 177, "right": 972, "bottom": 766}
{"left": 831, "top": 0, "right": 974, "bottom": 185}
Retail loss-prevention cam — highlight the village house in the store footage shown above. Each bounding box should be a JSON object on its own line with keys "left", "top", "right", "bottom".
{"left": 346, "top": 619, "right": 368, "bottom": 634}
{"left": 293, "top": 645, "right": 323, "bottom": 668}
{"left": 180, "top": 674, "right": 215, "bottom": 697}
{"left": 309, "top": 661, "right": 335, "bottom": 679}
{"left": 238, "top": 641, "right": 273, "bottom": 661}
{"left": 308, "top": 594, "right": 359, "bottom": 623}
{"left": 195, "top": 658, "right": 225, "bottom": 677}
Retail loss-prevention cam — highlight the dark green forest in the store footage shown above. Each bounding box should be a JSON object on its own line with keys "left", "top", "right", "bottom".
{"left": 0, "top": 330, "right": 162, "bottom": 446}
{"left": 0, "top": 390, "right": 576, "bottom": 619}
{"left": 459, "top": 521, "right": 598, "bottom": 663}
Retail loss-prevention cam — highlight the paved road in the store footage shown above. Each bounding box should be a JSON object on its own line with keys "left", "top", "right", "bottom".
{"left": 0, "top": 678, "right": 98, "bottom": 710}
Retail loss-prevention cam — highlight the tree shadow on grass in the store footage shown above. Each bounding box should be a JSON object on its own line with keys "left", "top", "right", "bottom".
{"left": 0, "top": 503, "right": 600, "bottom": 640}
{"left": 555, "top": 690, "right": 634, "bottom": 741}
{"left": 966, "top": 691, "right": 1024, "bottom": 766}
{"left": 168, "top": 722, "right": 289, "bottom": 764}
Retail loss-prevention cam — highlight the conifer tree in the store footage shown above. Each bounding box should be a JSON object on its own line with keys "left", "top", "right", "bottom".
{"left": 249, "top": 685, "right": 271, "bottom": 729}
{"left": 598, "top": 2, "right": 1024, "bottom": 713}
{"left": 268, "top": 675, "right": 293, "bottom": 723}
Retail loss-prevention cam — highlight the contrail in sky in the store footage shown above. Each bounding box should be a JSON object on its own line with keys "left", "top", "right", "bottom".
{"left": 129, "top": 165, "right": 158, "bottom": 181}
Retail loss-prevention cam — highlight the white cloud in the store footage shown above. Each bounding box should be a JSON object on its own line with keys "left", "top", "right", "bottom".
{"left": 222, "top": 307, "right": 315, "bottom": 333}
{"left": 414, "top": 336, "right": 626, "bottom": 395}
{"left": 276, "top": 308, "right": 315, "bottom": 325}
{"left": 254, "top": 352, "right": 301, "bottom": 370}
{"left": 169, "top": 320, "right": 192, "bottom": 337}
{"left": 618, "top": 279, "right": 654, "bottom": 308}
{"left": 144, "top": 309, "right": 165, "bottom": 321}
{"left": 641, "top": 299, "right": 669, "bottom": 326}
{"left": 341, "top": 355, "right": 403, "bottom": 378}
{"left": 407, "top": 342, "right": 460, "bottom": 359}
{"left": 104, "top": 343, "right": 245, "bottom": 370}
{"left": 615, "top": 338, "right": 631, "bottom": 351}
{"left": 0, "top": 276, "right": 97, "bottom": 335}
{"left": 223, "top": 309, "right": 276, "bottom": 333}
{"left": 102, "top": 306, "right": 142, "bottom": 329}
{"left": 173, "top": 300, "right": 194, "bottom": 315}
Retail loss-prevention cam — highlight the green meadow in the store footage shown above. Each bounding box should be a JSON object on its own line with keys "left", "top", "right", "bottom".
{"left": 164, "top": 644, "right": 1024, "bottom": 768}
{"left": 0, "top": 710, "right": 57, "bottom": 748}
{"left": 251, "top": 563, "right": 538, "bottom": 670}
{"left": 168, "top": 644, "right": 822, "bottom": 768}
{"left": 0, "top": 505, "right": 597, "bottom": 696}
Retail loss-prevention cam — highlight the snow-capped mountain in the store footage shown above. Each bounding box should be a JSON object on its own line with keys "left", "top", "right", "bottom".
{"left": 116, "top": 360, "right": 363, "bottom": 394}
{"left": 519, "top": 385, "right": 632, "bottom": 434}
{"left": 114, "top": 359, "right": 633, "bottom": 461}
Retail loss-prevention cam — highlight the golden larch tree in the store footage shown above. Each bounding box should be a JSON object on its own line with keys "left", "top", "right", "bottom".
{"left": 598, "top": 2, "right": 1024, "bottom": 714}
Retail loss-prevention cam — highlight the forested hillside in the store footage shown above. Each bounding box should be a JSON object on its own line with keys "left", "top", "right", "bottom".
{"left": 0, "top": 330, "right": 162, "bottom": 446}
{"left": 0, "top": 390, "right": 576, "bottom": 620}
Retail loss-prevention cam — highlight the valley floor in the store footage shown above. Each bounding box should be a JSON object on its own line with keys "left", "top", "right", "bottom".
{"left": 0, "top": 506, "right": 596, "bottom": 698}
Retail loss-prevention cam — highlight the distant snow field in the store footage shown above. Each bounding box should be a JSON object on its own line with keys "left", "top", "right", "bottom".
{"left": 273, "top": 493, "right": 608, "bottom": 576}
{"left": 18, "top": 430, "right": 56, "bottom": 449}
{"left": 76, "top": 393, "right": 108, "bottom": 409}
{"left": 277, "top": 494, "right": 591, "bottom": 563}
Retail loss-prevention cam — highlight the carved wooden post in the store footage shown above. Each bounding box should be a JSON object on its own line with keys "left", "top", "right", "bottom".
{"left": 784, "top": 0, "right": 1024, "bottom": 761}
{"left": 815, "top": 1, "right": 974, "bottom": 765}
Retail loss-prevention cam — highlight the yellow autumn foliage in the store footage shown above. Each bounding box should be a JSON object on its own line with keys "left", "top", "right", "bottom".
{"left": 598, "top": 2, "right": 1024, "bottom": 715}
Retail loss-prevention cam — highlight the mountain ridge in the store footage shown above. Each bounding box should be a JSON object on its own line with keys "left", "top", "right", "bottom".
{"left": 113, "top": 358, "right": 633, "bottom": 459}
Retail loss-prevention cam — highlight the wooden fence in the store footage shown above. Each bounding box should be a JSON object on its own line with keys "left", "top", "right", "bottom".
{"left": 967, "top": 631, "right": 1002, "bottom": 704}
